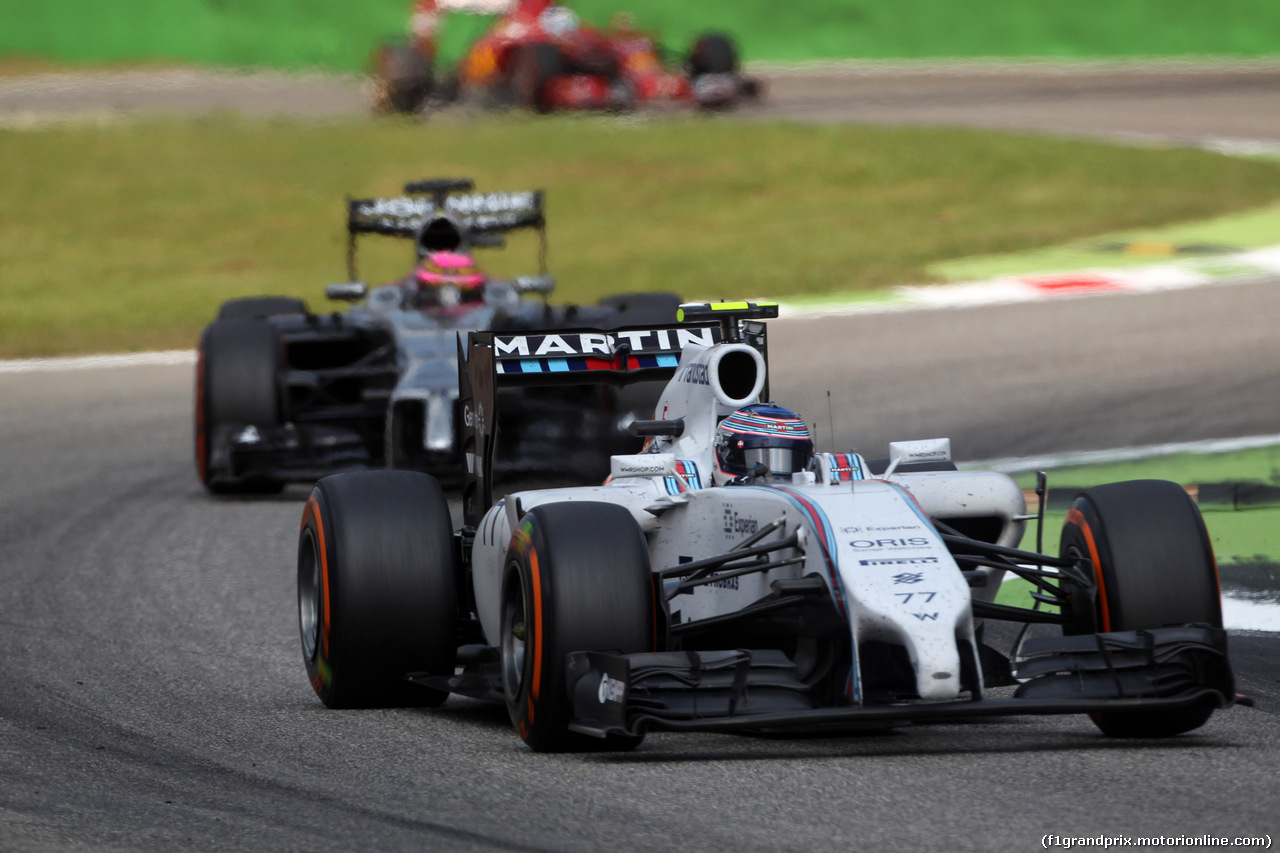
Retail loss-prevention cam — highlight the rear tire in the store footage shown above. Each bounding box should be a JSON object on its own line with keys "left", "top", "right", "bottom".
{"left": 687, "top": 33, "right": 738, "bottom": 76}
{"left": 372, "top": 42, "right": 434, "bottom": 114}
{"left": 196, "top": 318, "right": 285, "bottom": 494}
{"left": 298, "top": 471, "right": 458, "bottom": 708}
{"left": 216, "top": 296, "right": 306, "bottom": 320}
{"left": 1059, "top": 479, "right": 1222, "bottom": 737}
{"left": 597, "top": 291, "right": 683, "bottom": 326}
{"left": 511, "top": 42, "right": 563, "bottom": 111}
{"left": 501, "top": 502, "right": 653, "bottom": 751}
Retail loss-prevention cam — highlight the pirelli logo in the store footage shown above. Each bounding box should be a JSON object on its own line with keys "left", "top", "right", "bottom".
{"left": 858, "top": 556, "right": 940, "bottom": 566}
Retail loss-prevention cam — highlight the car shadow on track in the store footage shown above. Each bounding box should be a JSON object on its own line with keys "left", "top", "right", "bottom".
{"left": 585, "top": 726, "right": 1242, "bottom": 765}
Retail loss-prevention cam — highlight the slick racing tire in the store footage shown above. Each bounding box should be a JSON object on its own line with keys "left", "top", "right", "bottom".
{"left": 1059, "top": 479, "right": 1223, "bottom": 737}
{"left": 195, "top": 317, "right": 286, "bottom": 494}
{"left": 298, "top": 471, "right": 458, "bottom": 708}
{"left": 511, "top": 42, "right": 563, "bottom": 111}
{"left": 216, "top": 296, "right": 306, "bottom": 320}
{"left": 500, "top": 502, "right": 653, "bottom": 752}
{"left": 596, "top": 291, "right": 683, "bottom": 326}
{"left": 372, "top": 42, "right": 434, "bottom": 114}
{"left": 687, "top": 33, "right": 738, "bottom": 76}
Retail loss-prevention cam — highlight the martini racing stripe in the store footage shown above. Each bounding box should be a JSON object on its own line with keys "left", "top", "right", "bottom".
{"left": 739, "top": 485, "right": 843, "bottom": 615}
{"left": 753, "top": 484, "right": 860, "bottom": 701}
{"left": 664, "top": 459, "right": 703, "bottom": 494}
{"left": 879, "top": 480, "right": 943, "bottom": 534}
{"left": 496, "top": 353, "right": 680, "bottom": 374}
{"left": 718, "top": 408, "right": 812, "bottom": 439}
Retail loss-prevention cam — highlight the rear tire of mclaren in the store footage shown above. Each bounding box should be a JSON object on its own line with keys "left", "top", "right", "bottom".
{"left": 596, "top": 291, "right": 684, "bottom": 326}
{"left": 500, "top": 502, "right": 653, "bottom": 752}
{"left": 298, "top": 471, "right": 458, "bottom": 708}
{"left": 195, "top": 318, "right": 286, "bottom": 494}
{"left": 1059, "top": 479, "right": 1223, "bottom": 737}
{"left": 216, "top": 296, "right": 306, "bottom": 320}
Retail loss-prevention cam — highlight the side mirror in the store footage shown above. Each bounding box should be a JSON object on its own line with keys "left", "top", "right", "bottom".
{"left": 513, "top": 274, "right": 556, "bottom": 296}
{"left": 326, "top": 282, "right": 368, "bottom": 302}
{"left": 882, "top": 438, "right": 951, "bottom": 478}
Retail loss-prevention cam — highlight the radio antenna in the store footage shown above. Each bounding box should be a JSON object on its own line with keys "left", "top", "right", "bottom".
{"left": 826, "top": 390, "right": 835, "bottom": 449}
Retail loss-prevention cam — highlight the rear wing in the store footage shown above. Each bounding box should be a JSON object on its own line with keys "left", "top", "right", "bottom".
{"left": 458, "top": 303, "right": 773, "bottom": 526}
{"left": 345, "top": 178, "right": 547, "bottom": 278}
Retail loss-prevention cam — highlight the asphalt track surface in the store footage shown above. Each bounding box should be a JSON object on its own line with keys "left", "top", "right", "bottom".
{"left": 3, "top": 66, "right": 1280, "bottom": 851}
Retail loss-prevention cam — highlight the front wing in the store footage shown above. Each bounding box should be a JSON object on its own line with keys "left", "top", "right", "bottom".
{"left": 566, "top": 625, "right": 1237, "bottom": 738}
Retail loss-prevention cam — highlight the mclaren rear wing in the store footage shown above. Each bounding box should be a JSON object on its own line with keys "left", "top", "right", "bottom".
{"left": 345, "top": 178, "right": 547, "bottom": 278}
{"left": 457, "top": 302, "right": 776, "bottom": 527}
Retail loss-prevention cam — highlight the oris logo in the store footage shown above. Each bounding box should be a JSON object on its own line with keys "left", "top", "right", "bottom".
{"left": 598, "top": 673, "right": 625, "bottom": 704}
{"left": 849, "top": 537, "right": 931, "bottom": 548}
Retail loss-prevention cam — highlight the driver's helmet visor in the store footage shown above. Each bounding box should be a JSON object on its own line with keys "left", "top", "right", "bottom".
{"left": 741, "top": 445, "right": 810, "bottom": 476}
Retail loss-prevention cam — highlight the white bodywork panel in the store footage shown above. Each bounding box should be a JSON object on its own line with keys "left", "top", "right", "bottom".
{"left": 469, "top": 461, "right": 1025, "bottom": 706}
{"left": 467, "top": 328, "right": 1027, "bottom": 706}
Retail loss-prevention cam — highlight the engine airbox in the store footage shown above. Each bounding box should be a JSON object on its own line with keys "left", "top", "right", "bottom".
{"left": 706, "top": 344, "right": 765, "bottom": 408}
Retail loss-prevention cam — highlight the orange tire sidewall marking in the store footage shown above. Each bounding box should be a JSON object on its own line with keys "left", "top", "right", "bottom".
{"left": 195, "top": 347, "right": 207, "bottom": 481}
{"left": 1066, "top": 507, "right": 1112, "bottom": 632}
{"left": 529, "top": 546, "right": 542, "bottom": 704}
{"left": 302, "top": 495, "right": 333, "bottom": 659}
{"left": 651, "top": 574, "right": 659, "bottom": 652}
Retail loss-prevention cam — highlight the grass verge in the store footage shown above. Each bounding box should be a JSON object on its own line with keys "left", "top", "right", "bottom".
{"left": 6, "top": 113, "right": 1280, "bottom": 356}
{"left": 995, "top": 444, "right": 1280, "bottom": 609}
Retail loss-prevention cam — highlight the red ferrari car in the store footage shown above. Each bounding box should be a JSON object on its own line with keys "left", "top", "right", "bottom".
{"left": 373, "top": 0, "right": 761, "bottom": 114}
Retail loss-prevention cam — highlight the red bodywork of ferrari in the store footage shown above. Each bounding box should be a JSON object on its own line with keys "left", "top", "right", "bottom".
{"left": 409, "top": 0, "right": 753, "bottom": 111}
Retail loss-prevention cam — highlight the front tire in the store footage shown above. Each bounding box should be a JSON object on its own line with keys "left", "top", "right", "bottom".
{"left": 1059, "top": 479, "right": 1223, "bottom": 737}
{"left": 299, "top": 471, "right": 458, "bottom": 708}
{"left": 501, "top": 502, "right": 654, "bottom": 751}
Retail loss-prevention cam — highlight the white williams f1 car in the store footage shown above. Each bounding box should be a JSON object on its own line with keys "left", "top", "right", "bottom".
{"left": 297, "top": 302, "right": 1241, "bottom": 751}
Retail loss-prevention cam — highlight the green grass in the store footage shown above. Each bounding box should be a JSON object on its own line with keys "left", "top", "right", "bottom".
{"left": 930, "top": 199, "right": 1280, "bottom": 281}
{"left": 1004, "top": 444, "right": 1280, "bottom": 493}
{"left": 998, "top": 502, "right": 1280, "bottom": 607}
{"left": 993, "top": 445, "right": 1280, "bottom": 608}
{"left": 6, "top": 0, "right": 1280, "bottom": 73}
{"left": 6, "top": 113, "right": 1280, "bottom": 356}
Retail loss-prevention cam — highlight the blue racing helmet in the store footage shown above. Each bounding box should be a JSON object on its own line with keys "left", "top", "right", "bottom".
{"left": 715, "top": 403, "right": 814, "bottom": 480}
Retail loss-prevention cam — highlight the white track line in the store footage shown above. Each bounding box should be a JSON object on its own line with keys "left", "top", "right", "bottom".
{"left": 0, "top": 350, "right": 195, "bottom": 374}
{"left": 779, "top": 243, "right": 1280, "bottom": 319}
{"left": 966, "top": 434, "right": 1280, "bottom": 474}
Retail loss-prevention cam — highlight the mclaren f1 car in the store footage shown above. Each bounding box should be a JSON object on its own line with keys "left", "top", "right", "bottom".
{"left": 195, "top": 177, "right": 680, "bottom": 493}
{"left": 296, "top": 301, "right": 1241, "bottom": 751}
